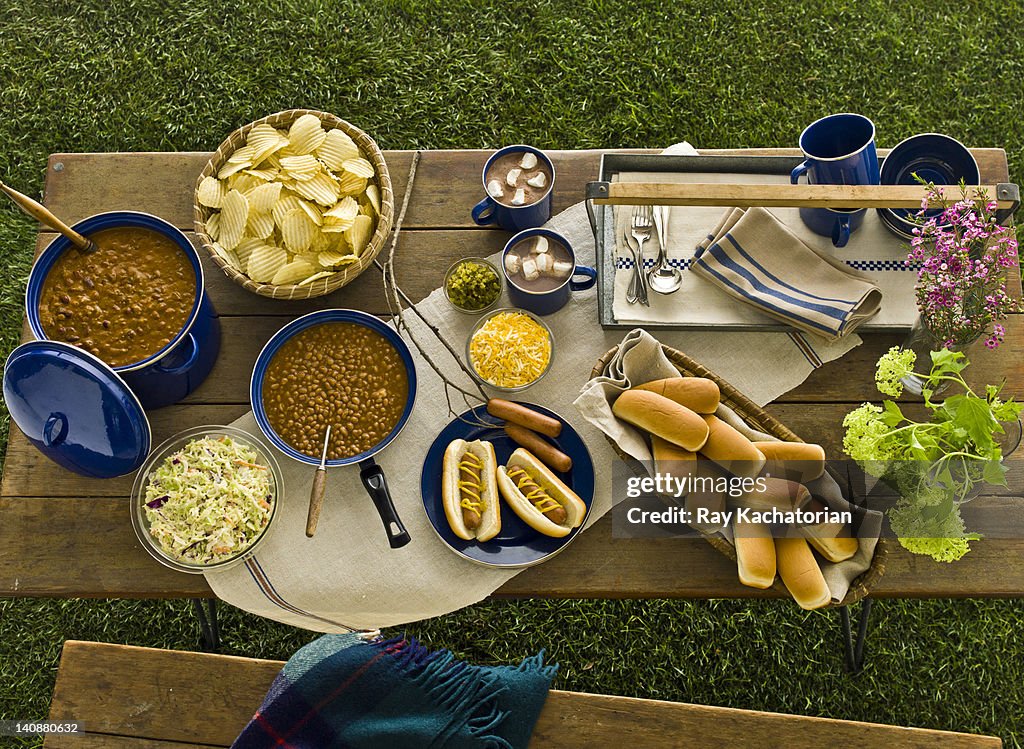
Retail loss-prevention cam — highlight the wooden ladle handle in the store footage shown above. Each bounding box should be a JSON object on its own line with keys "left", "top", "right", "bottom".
{"left": 306, "top": 468, "right": 327, "bottom": 537}
{"left": 0, "top": 180, "right": 95, "bottom": 252}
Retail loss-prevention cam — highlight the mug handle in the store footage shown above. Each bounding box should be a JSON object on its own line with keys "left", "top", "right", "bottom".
{"left": 832, "top": 215, "right": 851, "bottom": 248}
{"left": 471, "top": 197, "right": 498, "bottom": 226}
{"left": 570, "top": 265, "right": 597, "bottom": 291}
{"left": 790, "top": 161, "right": 811, "bottom": 184}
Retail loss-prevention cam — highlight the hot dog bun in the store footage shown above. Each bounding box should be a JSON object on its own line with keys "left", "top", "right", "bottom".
{"left": 775, "top": 537, "right": 831, "bottom": 610}
{"left": 700, "top": 415, "right": 766, "bottom": 478}
{"left": 497, "top": 448, "right": 587, "bottom": 538}
{"left": 613, "top": 390, "right": 709, "bottom": 451}
{"left": 633, "top": 377, "right": 720, "bottom": 414}
{"left": 734, "top": 478, "right": 812, "bottom": 514}
{"left": 752, "top": 441, "right": 826, "bottom": 482}
{"left": 734, "top": 520, "right": 776, "bottom": 589}
{"left": 442, "top": 439, "right": 501, "bottom": 542}
{"left": 806, "top": 534, "right": 859, "bottom": 563}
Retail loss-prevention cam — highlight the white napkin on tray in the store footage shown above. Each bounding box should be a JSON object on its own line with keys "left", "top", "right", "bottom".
{"left": 204, "top": 159, "right": 866, "bottom": 633}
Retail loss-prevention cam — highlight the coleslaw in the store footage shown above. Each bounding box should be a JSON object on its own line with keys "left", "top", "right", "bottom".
{"left": 143, "top": 435, "right": 275, "bottom": 565}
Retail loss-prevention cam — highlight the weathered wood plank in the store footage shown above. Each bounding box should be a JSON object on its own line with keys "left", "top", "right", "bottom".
{"left": 47, "top": 641, "right": 1000, "bottom": 748}
{"left": 3, "top": 493, "right": 1024, "bottom": 599}
{"left": 39, "top": 148, "right": 1011, "bottom": 232}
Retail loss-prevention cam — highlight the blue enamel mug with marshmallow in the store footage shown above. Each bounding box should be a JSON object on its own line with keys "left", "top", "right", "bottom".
{"left": 501, "top": 229, "right": 596, "bottom": 316}
{"left": 472, "top": 145, "right": 554, "bottom": 231}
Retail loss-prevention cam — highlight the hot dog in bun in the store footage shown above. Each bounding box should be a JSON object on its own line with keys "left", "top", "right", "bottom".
{"left": 442, "top": 439, "right": 501, "bottom": 542}
{"left": 498, "top": 448, "right": 587, "bottom": 538}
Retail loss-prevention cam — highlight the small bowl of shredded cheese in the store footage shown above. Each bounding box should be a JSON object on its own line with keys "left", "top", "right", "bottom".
{"left": 466, "top": 308, "right": 554, "bottom": 391}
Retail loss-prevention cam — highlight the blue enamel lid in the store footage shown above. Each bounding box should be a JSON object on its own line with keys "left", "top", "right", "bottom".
{"left": 3, "top": 341, "right": 151, "bottom": 478}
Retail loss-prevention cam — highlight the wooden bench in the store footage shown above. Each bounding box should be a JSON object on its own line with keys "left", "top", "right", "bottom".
{"left": 44, "top": 640, "right": 1001, "bottom": 748}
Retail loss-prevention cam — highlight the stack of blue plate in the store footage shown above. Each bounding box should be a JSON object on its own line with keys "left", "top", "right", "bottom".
{"left": 878, "top": 133, "right": 980, "bottom": 240}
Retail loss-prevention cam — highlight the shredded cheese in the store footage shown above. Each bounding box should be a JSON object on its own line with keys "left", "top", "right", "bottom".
{"left": 469, "top": 312, "right": 551, "bottom": 388}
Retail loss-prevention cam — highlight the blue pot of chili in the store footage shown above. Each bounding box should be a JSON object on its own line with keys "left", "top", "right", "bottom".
{"left": 24, "top": 211, "right": 220, "bottom": 410}
{"left": 250, "top": 309, "right": 417, "bottom": 548}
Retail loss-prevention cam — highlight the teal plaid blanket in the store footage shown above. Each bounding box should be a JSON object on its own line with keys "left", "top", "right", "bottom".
{"left": 232, "top": 634, "right": 556, "bottom": 748}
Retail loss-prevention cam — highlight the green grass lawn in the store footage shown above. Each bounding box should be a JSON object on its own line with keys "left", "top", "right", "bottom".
{"left": 2, "top": 0, "right": 1024, "bottom": 746}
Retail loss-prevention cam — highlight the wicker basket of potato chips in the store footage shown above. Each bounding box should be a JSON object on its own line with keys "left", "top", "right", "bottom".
{"left": 194, "top": 109, "right": 393, "bottom": 299}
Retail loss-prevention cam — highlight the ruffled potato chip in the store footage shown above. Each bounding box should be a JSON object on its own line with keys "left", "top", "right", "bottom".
{"left": 234, "top": 237, "right": 266, "bottom": 268}
{"left": 242, "top": 168, "right": 278, "bottom": 182}
{"left": 227, "top": 145, "right": 256, "bottom": 165}
{"left": 287, "top": 114, "right": 328, "bottom": 155}
{"left": 280, "top": 154, "right": 321, "bottom": 181}
{"left": 248, "top": 123, "right": 289, "bottom": 163}
{"left": 342, "top": 157, "right": 374, "bottom": 179}
{"left": 219, "top": 190, "right": 250, "bottom": 251}
{"left": 298, "top": 270, "right": 334, "bottom": 287}
{"left": 247, "top": 243, "right": 288, "bottom": 283}
{"left": 336, "top": 171, "right": 367, "bottom": 197}
{"left": 218, "top": 160, "right": 249, "bottom": 179}
{"left": 280, "top": 208, "right": 318, "bottom": 253}
{"left": 211, "top": 242, "right": 239, "bottom": 270}
{"left": 272, "top": 195, "right": 306, "bottom": 228}
{"left": 227, "top": 172, "right": 263, "bottom": 194}
{"left": 197, "top": 176, "right": 227, "bottom": 208}
{"left": 205, "top": 212, "right": 221, "bottom": 241}
{"left": 292, "top": 171, "right": 341, "bottom": 206}
{"left": 297, "top": 199, "right": 322, "bottom": 226}
{"left": 247, "top": 211, "right": 275, "bottom": 239}
{"left": 246, "top": 182, "right": 283, "bottom": 213}
{"left": 271, "top": 259, "right": 317, "bottom": 286}
{"left": 345, "top": 214, "right": 374, "bottom": 256}
{"left": 364, "top": 183, "right": 381, "bottom": 215}
{"left": 316, "top": 129, "right": 360, "bottom": 170}
{"left": 324, "top": 196, "right": 359, "bottom": 222}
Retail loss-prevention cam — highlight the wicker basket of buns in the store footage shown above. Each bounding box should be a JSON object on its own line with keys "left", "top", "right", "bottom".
{"left": 592, "top": 343, "right": 886, "bottom": 609}
{"left": 193, "top": 109, "right": 394, "bottom": 300}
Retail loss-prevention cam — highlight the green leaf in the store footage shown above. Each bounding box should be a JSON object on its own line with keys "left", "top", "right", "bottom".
{"left": 982, "top": 459, "right": 1008, "bottom": 487}
{"left": 881, "top": 400, "right": 905, "bottom": 427}
{"left": 945, "top": 395, "right": 998, "bottom": 451}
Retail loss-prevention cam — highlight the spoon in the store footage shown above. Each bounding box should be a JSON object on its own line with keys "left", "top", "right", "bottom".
{"left": 647, "top": 205, "right": 682, "bottom": 295}
{"left": 0, "top": 180, "right": 98, "bottom": 253}
{"left": 305, "top": 425, "right": 332, "bottom": 538}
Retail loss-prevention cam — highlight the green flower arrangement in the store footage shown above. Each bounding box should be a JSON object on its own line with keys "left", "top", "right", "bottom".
{"left": 843, "top": 347, "right": 1022, "bottom": 562}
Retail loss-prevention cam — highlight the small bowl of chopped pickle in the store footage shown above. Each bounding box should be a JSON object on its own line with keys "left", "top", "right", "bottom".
{"left": 466, "top": 307, "right": 554, "bottom": 392}
{"left": 131, "top": 425, "right": 283, "bottom": 573}
{"left": 444, "top": 257, "right": 503, "bottom": 314}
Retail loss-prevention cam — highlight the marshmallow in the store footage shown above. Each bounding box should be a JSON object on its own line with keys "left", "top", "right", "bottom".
{"left": 532, "top": 236, "right": 549, "bottom": 254}
{"left": 522, "top": 256, "right": 540, "bottom": 281}
{"left": 551, "top": 260, "right": 573, "bottom": 279}
{"left": 527, "top": 172, "right": 547, "bottom": 188}
{"left": 511, "top": 188, "right": 526, "bottom": 205}
{"left": 506, "top": 168, "right": 521, "bottom": 187}
{"left": 487, "top": 179, "right": 505, "bottom": 198}
{"left": 535, "top": 252, "right": 554, "bottom": 275}
{"left": 519, "top": 152, "right": 538, "bottom": 169}
{"left": 504, "top": 253, "right": 521, "bottom": 276}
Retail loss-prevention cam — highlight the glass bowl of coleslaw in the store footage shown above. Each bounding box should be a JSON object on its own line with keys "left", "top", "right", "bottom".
{"left": 131, "top": 425, "right": 283, "bottom": 574}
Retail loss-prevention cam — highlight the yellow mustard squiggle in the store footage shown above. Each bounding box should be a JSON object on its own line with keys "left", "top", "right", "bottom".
{"left": 459, "top": 451, "right": 485, "bottom": 513}
{"left": 506, "top": 467, "right": 561, "bottom": 514}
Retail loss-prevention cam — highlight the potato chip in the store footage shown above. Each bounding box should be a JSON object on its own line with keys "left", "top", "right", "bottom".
{"left": 292, "top": 171, "right": 341, "bottom": 206}
{"left": 219, "top": 190, "right": 250, "bottom": 251}
{"left": 247, "top": 211, "right": 275, "bottom": 239}
{"left": 319, "top": 249, "right": 360, "bottom": 267}
{"left": 364, "top": 183, "right": 381, "bottom": 215}
{"left": 280, "top": 154, "right": 321, "bottom": 181}
{"left": 247, "top": 243, "right": 289, "bottom": 283}
{"left": 316, "top": 129, "right": 360, "bottom": 170}
{"left": 211, "top": 242, "right": 240, "bottom": 270}
{"left": 247, "top": 123, "right": 289, "bottom": 163}
{"left": 234, "top": 237, "right": 266, "bottom": 267}
{"left": 259, "top": 153, "right": 282, "bottom": 171}
{"left": 342, "top": 157, "right": 375, "bottom": 179}
{"left": 227, "top": 172, "right": 263, "bottom": 194}
{"left": 298, "top": 270, "right": 335, "bottom": 287}
{"left": 324, "top": 196, "right": 359, "bottom": 222}
{"left": 345, "top": 214, "right": 374, "bottom": 256}
{"left": 336, "top": 172, "right": 367, "bottom": 197}
{"left": 287, "top": 114, "right": 328, "bottom": 155}
{"left": 227, "top": 145, "right": 256, "bottom": 165}
{"left": 205, "top": 212, "right": 221, "bottom": 241}
{"left": 271, "top": 259, "right": 317, "bottom": 286}
{"left": 297, "top": 199, "right": 322, "bottom": 226}
{"left": 272, "top": 195, "right": 306, "bottom": 228}
{"left": 218, "top": 160, "right": 249, "bottom": 179}
{"left": 197, "top": 176, "right": 227, "bottom": 208}
{"left": 280, "top": 208, "right": 318, "bottom": 253}
{"left": 242, "top": 168, "right": 278, "bottom": 182}
{"left": 245, "top": 181, "right": 283, "bottom": 213}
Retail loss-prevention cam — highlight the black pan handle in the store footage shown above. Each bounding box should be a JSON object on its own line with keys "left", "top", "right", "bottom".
{"left": 359, "top": 458, "right": 411, "bottom": 548}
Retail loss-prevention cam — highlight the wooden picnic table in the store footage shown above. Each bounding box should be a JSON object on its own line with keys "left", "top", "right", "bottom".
{"left": 1, "top": 147, "right": 1022, "bottom": 603}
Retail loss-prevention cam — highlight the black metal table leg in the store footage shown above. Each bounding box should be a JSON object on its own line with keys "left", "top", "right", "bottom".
{"left": 838, "top": 598, "right": 873, "bottom": 674}
{"left": 192, "top": 598, "right": 220, "bottom": 652}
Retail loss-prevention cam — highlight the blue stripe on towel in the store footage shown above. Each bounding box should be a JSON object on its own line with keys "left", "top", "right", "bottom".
{"left": 724, "top": 234, "right": 856, "bottom": 307}
{"left": 693, "top": 258, "right": 838, "bottom": 336}
{"left": 702, "top": 241, "right": 850, "bottom": 322}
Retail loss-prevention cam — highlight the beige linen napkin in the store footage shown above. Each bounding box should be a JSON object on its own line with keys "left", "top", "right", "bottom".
{"left": 690, "top": 207, "right": 882, "bottom": 340}
{"left": 574, "top": 328, "right": 881, "bottom": 603}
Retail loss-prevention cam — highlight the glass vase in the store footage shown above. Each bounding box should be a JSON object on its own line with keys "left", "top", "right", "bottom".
{"left": 899, "top": 314, "right": 981, "bottom": 396}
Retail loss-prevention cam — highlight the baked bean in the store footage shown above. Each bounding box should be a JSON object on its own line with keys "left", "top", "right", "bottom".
{"left": 262, "top": 322, "right": 409, "bottom": 460}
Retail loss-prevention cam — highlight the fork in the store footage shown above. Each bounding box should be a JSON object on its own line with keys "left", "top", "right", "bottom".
{"left": 627, "top": 205, "right": 652, "bottom": 306}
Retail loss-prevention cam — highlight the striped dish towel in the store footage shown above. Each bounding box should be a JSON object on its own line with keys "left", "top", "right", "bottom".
{"left": 691, "top": 207, "right": 882, "bottom": 340}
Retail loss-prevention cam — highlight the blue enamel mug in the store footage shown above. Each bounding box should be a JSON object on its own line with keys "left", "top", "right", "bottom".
{"left": 472, "top": 145, "right": 554, "bottom": 231}
{"left": 791, "top": 113, "right": 879, "bottom": 246}
{"left": 502, "top": 229, "right": 596, "bottom": 316}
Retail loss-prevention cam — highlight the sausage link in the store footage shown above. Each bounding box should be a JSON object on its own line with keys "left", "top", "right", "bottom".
{"left": 504, "top": 424, "right": 572, "bottom": 473}
{"left": 488, "top": 398, "right": 562, "bottom": 438}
